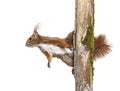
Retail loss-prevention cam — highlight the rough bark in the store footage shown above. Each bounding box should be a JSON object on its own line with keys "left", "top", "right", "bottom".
{"left": 74, "top": 0, "right": 94, "bottom": 91}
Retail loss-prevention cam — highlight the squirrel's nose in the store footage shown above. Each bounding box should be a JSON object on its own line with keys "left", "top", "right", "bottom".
{"left": 25, "top": 43, "right": 27, "bottom": 47}
{"left": 25, "top": 41, "right": 29, "bottom": 47}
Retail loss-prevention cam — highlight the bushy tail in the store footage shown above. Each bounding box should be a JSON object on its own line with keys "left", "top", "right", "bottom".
{"left": 94, "top": 35, "right": 111, "bottom": 60}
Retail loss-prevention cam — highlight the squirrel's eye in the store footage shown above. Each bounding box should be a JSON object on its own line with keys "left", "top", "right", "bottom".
{"left": 29, "top": 38, "right": 32, "bottom": 41}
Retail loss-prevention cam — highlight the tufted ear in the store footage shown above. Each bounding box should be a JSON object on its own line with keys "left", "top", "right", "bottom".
{"left": 33, "top": 23, "right": 40, "bottom": 36}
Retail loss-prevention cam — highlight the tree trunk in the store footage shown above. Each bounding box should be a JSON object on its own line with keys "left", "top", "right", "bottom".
{"left": 74, "top": 0, "right": 94, "bottom": 91}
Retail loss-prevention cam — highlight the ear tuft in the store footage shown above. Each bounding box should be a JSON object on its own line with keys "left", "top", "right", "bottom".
{"left": 34, "top": 23, "right": 40, "bottom": 34}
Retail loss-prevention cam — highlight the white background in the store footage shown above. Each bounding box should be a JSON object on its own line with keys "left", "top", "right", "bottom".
{"left": 0, "top": 0, "right": 119, "bottom": 91}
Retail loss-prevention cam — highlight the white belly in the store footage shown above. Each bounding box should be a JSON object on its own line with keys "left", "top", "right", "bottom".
{"left": 39, "top": 44, "right": 72, "bottom": 55}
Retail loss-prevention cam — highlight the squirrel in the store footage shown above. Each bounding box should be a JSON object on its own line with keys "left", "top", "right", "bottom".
{"left": 26, "top": 23, "right": 72, "bottom": 67}
{"left": 25, "top": 23, "right": 111, "bottom": 68}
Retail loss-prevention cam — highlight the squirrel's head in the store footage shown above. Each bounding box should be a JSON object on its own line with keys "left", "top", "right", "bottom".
{"left": 26, "top": 23, "right": 41, "bottom": 47}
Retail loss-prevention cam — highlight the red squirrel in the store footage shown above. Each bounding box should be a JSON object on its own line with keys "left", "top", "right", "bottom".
{"left": 26, "top": 23, "right": 72, "bottom": 67}
{"left": 26, "top": 23, "right": 111, "bottom": 67}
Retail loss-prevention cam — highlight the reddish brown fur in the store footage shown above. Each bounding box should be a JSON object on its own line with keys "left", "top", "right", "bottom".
{"left": 39, "top": 36, "right": 70, "bottom": 48}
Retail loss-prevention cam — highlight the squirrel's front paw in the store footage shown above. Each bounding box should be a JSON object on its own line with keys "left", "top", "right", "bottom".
{"left": 47, "top": 63, "right": 51, "bottom": 68}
